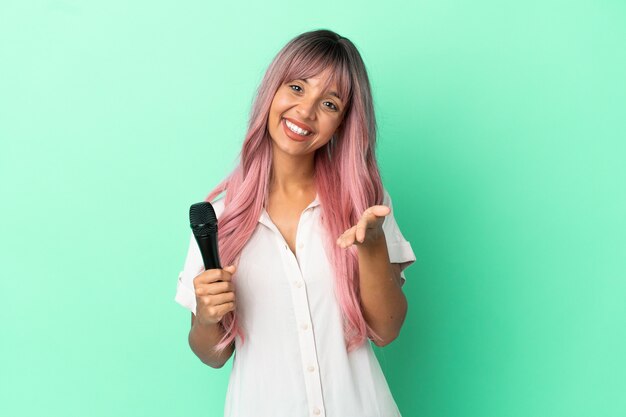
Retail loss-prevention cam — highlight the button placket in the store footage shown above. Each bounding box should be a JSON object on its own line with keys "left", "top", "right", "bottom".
{"left": 281, "top": 233, "right": 326, "bottom": 416}
{"left": 263, "top": 204, "right": 326, "bottom": 416}
{"left": 294, "top": 210, "right": 308, "bottom": 272}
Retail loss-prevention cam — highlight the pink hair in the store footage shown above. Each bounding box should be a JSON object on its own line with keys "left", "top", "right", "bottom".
{"left": 206, "top": 29, "right": 385, "bottom": 354}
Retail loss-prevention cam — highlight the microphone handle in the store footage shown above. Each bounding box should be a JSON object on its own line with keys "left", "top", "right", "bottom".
{"left": 194, "top": 232, "right": 222, "bottom": 271}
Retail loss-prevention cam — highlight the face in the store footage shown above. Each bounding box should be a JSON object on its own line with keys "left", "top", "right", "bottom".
{"left": 267, "top": 68, "right": 345, "bottom": 159}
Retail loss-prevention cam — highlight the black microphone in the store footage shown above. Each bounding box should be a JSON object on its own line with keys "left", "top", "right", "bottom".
{"left": 189, "top": 201, "right": 222, "bottom": 271}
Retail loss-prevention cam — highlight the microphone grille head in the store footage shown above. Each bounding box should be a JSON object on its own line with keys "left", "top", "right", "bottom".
{"left": 189, "top": 201, "right": 218, "bottom": 236}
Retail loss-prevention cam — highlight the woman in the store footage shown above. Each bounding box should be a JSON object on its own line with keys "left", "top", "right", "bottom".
{"left": 175, "top": 29, "right": 416, "bottom": 417}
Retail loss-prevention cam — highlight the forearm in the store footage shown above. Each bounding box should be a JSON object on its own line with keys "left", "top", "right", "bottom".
{"left": 358, "top": 235, "right": 407, "bottom": 346}
{"left": 188, "top": 317, "right": 234, "bottom": 368}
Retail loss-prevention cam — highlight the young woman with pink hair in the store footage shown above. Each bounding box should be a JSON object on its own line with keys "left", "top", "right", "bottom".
{"left": 175, "top": 29, "right": 416, "bottom": 417}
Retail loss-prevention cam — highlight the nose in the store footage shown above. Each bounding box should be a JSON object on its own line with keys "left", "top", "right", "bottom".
{"left": 295, "top": 96, "right": 316, "bottom": 120}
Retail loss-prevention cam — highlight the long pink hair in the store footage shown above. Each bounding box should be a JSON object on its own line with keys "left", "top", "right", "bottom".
{"left": 206, "top": 29, "right": 385, "bottom": 354}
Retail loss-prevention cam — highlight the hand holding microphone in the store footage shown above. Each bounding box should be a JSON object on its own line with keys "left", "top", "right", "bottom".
{"left": 193, "top": 265, "right": 237, "bottom": 326}
{"left": 189, "top": 201, "right": 237, "bottom": 326}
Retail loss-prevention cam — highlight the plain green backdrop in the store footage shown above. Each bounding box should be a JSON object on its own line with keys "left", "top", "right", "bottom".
{"left": 1, "top": 1, "right": 625, "bottom": 416}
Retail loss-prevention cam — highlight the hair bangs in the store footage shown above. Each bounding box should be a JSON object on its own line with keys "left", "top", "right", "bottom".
{"left": 282, "top": 42, "right": 353, "bottom": 107}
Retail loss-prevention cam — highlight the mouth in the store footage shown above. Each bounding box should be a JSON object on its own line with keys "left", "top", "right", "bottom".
{"left": 282, "top": 117, "right": 314, "bottom": 141}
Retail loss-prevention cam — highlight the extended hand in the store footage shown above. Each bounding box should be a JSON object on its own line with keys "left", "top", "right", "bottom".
{"left": 336, "top": 205, "right": 391, "bottom": 249}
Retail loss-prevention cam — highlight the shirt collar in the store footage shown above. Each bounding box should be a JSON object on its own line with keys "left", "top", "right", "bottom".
{"left": 259, "top": 193, "right": 320, "bottom": 229}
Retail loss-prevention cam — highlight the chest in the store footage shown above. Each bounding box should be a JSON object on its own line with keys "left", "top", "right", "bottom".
{"left": 265, "top": 207, "right": 304, "bottom": 256}
{"left": 265, "top": 194, "right": 316, "bottom": 256}
{"left": 234, "top": 207, "right": 338, "bottom": 333}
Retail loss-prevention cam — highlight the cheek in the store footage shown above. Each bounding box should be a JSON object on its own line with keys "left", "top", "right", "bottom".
{"left": 268, "top": 101, "right": 284, "bottom": 125}
{"left": 324, "top": 117, "right": 343, "bottom": 135}
{"left": 271, "top": 92, "right": 291, "bottom": 110}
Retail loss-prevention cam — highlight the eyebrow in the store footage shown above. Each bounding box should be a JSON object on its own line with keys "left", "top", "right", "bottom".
{"left": 301, "top": 78, "right": 342, "bottom": 101}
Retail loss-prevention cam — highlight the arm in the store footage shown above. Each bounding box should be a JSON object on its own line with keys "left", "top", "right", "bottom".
{"left": 189, "top": 313, "right": 235, "bottom": 368}
{"left": 357, "top": 235, "right": 408, "bottom": 347}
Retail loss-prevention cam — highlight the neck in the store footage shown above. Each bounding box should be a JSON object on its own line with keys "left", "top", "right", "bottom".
{"left": 269, "top": 148, "right": 316, "bottom": 195}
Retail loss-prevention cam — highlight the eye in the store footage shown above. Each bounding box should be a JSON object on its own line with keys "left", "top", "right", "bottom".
{"left": 289, "top": 84, "right": 302, "bottom": 92}
{"left": 324, "top": 102, "right": 339, "bottom": 111}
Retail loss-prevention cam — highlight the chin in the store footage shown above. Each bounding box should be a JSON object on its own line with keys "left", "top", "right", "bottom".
{"left": 271, "top": 139, "right": 312, "bottom": 157}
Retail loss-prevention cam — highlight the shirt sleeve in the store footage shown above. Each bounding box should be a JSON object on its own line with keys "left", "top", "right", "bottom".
{"left": 381, "top": 188, "right": 417, "bottom": 287}
{"left": 174, "top": 197, "right": 226, "bottom": 315}
{"left": 174, "top": 231, "right": 204, "bottom": 315}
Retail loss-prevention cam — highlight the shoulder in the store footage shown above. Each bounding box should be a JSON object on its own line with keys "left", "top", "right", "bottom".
{"left": 211, "top": 195, "right": 226, "bottom": 220}
{"left": 381, "top": 186, "right": 392, "bottom": 207}
{"left": 380, "top": 186, "right": 398, "bottom": 229}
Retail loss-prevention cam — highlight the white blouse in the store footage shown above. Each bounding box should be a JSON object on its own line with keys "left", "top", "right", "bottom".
{"left": 175, "top": 188, "right": 416, "bottom": 417}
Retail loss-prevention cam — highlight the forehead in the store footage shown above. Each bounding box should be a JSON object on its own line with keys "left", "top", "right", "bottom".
{"left": 299, "top": 76, "right": 341, "bottom": 100}
{"left": 285, "top": 64, "right": 349, "bottom": 101}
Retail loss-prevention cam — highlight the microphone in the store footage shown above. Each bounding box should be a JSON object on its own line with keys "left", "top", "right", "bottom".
{"left": 189, "top": 202, "right": 222, "bottom": 271}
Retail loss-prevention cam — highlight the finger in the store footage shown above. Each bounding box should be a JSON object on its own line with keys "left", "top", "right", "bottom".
{"left": 201, "top": 301, "right": 236, "bottom": 321}
{"left": 359, "top": 206, "right": 391, "bottom": 238}
{"left": 337, "top": 225, "right": 357, "bottom": 248}
{"left": 355, "top": 217, "right": 370, "bottom": 243}
{"left": 195, "top": 281, "right": 234, "bottom": 296}
{"left": 372, "top": 205, "right": 391, "bottom": 217}
{"left": 211, "top": 301, "right": 236, "bottom": 317}
{"left": 212, "top": 271, "right": 233, "bottom": 283}
{"left": 195, "top": 265, "right": 236, "bottom": 285}
{"left": 218, "top": 301, "right": 236, "bottom": 316}
{"left": 199, "top": 291, "right": 235, "bottom": 307}
{"left": 220, "top": 265, "right": 237, "bottom": 281}
{"left": 195, "top": 269, "right": 225, "bottom": 284}
{"left": 363, "top": 206, "right": 391, "bottom": 221}
{"left": 336, "top": 228, "right": 345, "bottom": 245}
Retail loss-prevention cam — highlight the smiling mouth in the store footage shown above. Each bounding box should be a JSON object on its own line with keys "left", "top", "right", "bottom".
{"left": 282, "top": 118, "right": 314, "bottom": 140}
{"left": 283, "top": 118, "right": 312, "bottom": 136}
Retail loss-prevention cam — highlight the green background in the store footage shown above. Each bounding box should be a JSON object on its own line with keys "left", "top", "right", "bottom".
{"left": 1, "top": 1, "right": 624, "bottom": 416}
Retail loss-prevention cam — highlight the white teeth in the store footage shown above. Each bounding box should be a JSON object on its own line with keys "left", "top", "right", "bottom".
{"left": 285, "top": 119, "right": 310, "bottom": 136}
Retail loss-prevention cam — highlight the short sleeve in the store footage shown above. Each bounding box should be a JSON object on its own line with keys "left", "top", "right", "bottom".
{"left": 174, "top": 197, "right": 226, "bottom": 315}
{"left": 381, "top": 188, "right": 417, "bottom": 287}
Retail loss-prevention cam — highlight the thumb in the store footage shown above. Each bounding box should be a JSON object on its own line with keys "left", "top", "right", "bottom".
{"left": 224, "top": 264, "right": 237, "bottom": 273}
{"left": 373, "top": 205, "right": 391, "bottom": 216}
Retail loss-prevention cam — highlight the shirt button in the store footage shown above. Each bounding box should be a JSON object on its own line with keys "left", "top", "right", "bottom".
{"left": 300, "top": 323, "right": 309, "bottom": 330}
{"left": 294, "top": 281, "right": 303, "bottom": 288}
{"left": 313, "top": 407, "right": 321, "bottom": 415}
{"left": 298, "top": 243, "right": 304, "bottom": 249}
{"left": 307, "top": 365, "right": 315, "bottom": 372}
